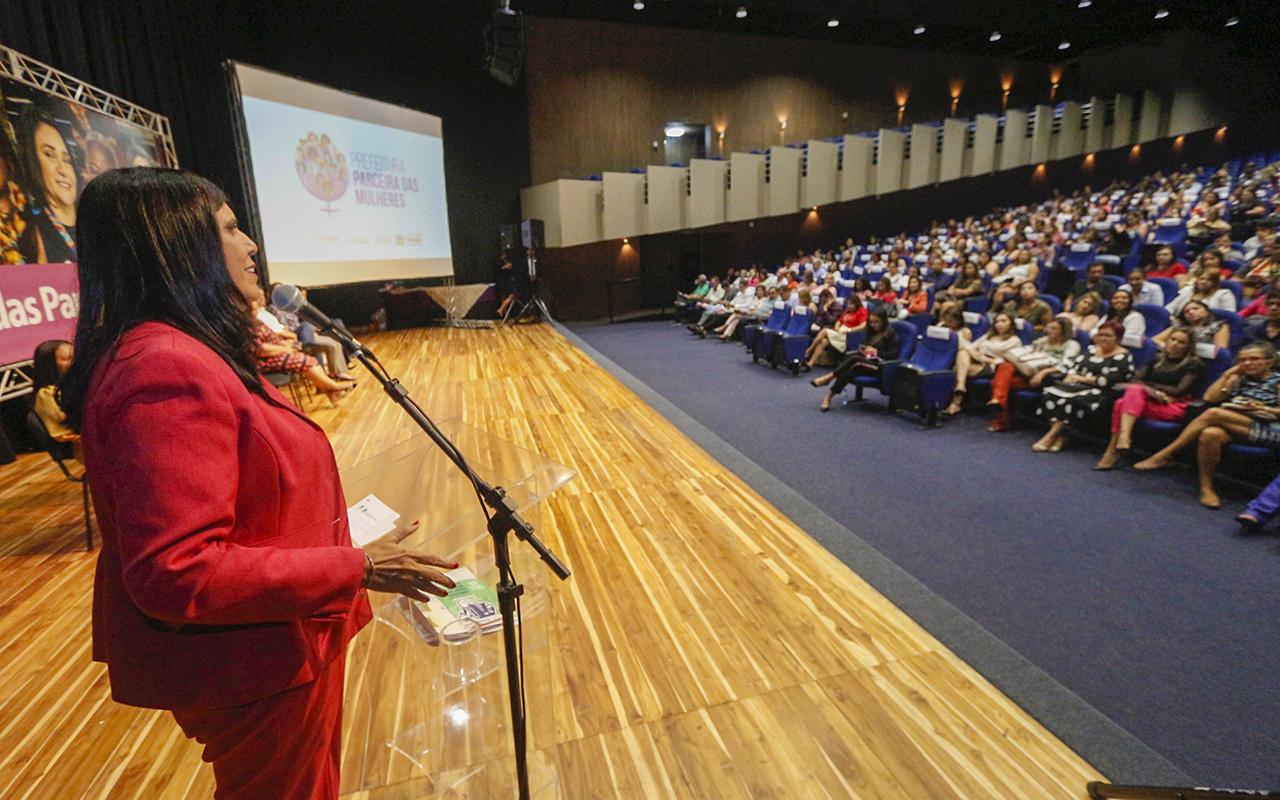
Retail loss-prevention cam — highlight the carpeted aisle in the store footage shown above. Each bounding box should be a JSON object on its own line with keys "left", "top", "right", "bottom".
{"left": 567, "top": 319, "right": 1280, "bottom": 790}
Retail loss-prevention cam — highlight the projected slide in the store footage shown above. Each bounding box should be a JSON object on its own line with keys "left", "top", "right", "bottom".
{"left": 231, "top": 63, "right": 453, "bottom": 286}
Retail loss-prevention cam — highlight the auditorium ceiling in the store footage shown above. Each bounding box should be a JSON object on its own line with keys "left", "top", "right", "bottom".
{"left": 512, "top": 0, "right": 1277, "bottom": 62}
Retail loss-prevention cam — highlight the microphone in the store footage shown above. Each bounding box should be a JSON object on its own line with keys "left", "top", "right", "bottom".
{"left": 270, "top": 284, "right": 368, "bottom": 355}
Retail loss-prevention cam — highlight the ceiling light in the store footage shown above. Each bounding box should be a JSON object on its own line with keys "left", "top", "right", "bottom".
{"left": 1225, "top": 16, "right": 1239, "bottom": 26}
{"left": 633, "top": 1, "right": 643, "bottom": 9}
{"left": 989, "top": 31, "right": 1002, "bottom": 41}
{"left": 828, "top": 18, "right": 839, "bottom": 27}
{"left": 1058, "top": 41, "right": 1071, "bottom": 49}
{"left": 664, "top": 125, "right": 686, "bottom": 138}
{"left": 1154, "top": 9, "right": 1169, "bottom": 19}
{"left": 914, "top": 25, "right": 926, "bottom": 34}
{"left": 736, "top": 6, "right": 747, "bottom": 18}
{"left": 1077, "top": 0, "right": 1091, "bottom": 7}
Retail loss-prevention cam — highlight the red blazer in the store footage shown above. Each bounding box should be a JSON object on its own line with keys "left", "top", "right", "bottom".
{"left": 82, "top": 322, "right": 372, "bottom": 711}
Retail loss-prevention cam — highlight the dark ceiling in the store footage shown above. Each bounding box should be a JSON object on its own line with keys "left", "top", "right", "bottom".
{"left": 510, "top": 0, "right": 1277, "bottom": 63}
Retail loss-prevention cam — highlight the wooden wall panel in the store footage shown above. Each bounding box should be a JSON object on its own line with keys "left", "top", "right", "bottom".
{"left": 524, "top": 17, "right": 1050, "bottom": 185}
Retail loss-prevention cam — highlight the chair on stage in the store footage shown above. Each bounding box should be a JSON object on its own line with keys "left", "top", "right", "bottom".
{"left": 264, "top": 371, "right": 310, "bottom": 412}
{"left": 25, "top": 411, "right": 93, "bottom": 551}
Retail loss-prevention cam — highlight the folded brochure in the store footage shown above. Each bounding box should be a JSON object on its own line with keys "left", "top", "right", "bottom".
{"left": 412, "top": 567, "right": 511, "bottom": 635}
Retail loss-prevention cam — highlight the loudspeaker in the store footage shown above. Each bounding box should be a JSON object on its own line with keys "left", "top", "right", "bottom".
{"left": 499, "top": 224, "right": 518, "bottom": 251}
{"left": 521, "top": 218, "right": 544, "bottom": 249}
{"left": 483, "top": 8, "right": 523, "bottom": 86}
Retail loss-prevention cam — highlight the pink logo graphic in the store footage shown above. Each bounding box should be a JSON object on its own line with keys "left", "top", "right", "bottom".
{"left": 295, "top": 133, "right": 347, "bottom": 215}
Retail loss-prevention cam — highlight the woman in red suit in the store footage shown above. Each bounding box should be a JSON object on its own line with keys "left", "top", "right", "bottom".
{"left": 58, "top": 169, "right": 457, "bottom": 800}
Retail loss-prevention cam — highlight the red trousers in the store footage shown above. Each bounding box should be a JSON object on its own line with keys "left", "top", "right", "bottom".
{"left": 172, "top": 653, "right": 347, "bottom": 800}
{"left": 1111, "top": 384, "right": 1189, "bottom": 433}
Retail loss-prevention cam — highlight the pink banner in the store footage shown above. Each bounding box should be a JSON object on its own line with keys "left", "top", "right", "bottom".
{"left": 0, "top": 263, "right": 79, "bottom": 366}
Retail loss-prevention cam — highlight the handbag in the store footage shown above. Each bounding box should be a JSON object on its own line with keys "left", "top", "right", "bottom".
{"left": 1004, "top": 344, "right": 1059, "bottom": 378}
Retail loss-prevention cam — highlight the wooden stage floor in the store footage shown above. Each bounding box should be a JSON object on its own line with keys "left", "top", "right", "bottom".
{"left": 0, "top": 323, "right": 1103, "bottom": 798}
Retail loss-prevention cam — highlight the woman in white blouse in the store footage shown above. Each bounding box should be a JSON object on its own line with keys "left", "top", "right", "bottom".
{"left": 1166, "top": 270, "right": 1237, "bottom": 316}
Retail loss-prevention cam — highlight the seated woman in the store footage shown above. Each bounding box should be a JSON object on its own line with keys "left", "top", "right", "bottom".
{"left": 810, "top": 306, "right": 901, "bottom": 412}
{"left": 1144, "top": 245, "right": 1189, "bottom": 286}
{"left": 1166, "top": 269, "right": 1237, "bottom": 315}
{"left": 1135, "top": 341, "right": 1280, "bottom": 509}
{"left": 804, "top": 295, "right": 868, "bottom": 367}
{"left": 1188, "top": 247, "right": 1234, "bottom": 283}
{"left": 990, "top": 249, "right": 1039, "bottom": 288}
{"left": 1032, "top": 321, "right": 1134, "bottom": 452}
{"left": 263, "top": 285, "right": 353, "bottom": 380}
{"left": 935, "top": 261, "right": 985, "bottom": 314}
{"left": 716, "top": 285, "right": 772, "bottom": 341}
{"left": 1062, "top": 291, "right": 1102, "bottom": 334}
{"left": 869, "top": 277, "right": 900, "bottom": 313}
{"left": 899, "top": 275, "right": 930, "bottom": 317}
{"left": 1153, "top": 299, "right": 1229, "bottom": 353}
{"left": 1000, "top": 280, "right": 1055, "bottom": 333}
{"left": 944, "top": 312, "right": 1023, "bottom": 416}
{"left": 934, "top": 305, "right": 974, "bottom": 345}
{"left": 1094, "top": 327, "right": 1205, "bottom": 470}
{"left": 812, "top": 288, "right": 843, "bottom": 332}
{"left": 1093, "top": 288, "right": 1146, "bottom": 341}
{"left": 253, "top": 300, "right": 357, "bottom": 405}
{"left": 31, "top": 339, "right": 81, "bottom": 462}
{"left": 987, "top": 316, "right": 1081, "bottom": 432}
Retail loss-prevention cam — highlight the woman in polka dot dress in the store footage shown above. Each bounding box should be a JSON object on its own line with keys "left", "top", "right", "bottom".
{"left": 1033, "top": 321, "right": 1134, "bottom": 452}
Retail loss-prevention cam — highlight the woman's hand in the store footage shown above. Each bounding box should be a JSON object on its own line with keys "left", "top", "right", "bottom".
{"left": 362, "top": 524, "right": 458, "bottom": 601}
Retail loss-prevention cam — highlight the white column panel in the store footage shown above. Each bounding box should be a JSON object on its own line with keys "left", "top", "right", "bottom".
{"left": 1055, "top": 102, "right": 1084, "bottom": 160}
{"left": 1084, "top": 97, "right": 1106, "bottom": 153}
{"left": 802, "top": 141, "right": 839, "bottom": 207}
{"left": 688, "top": 159, "right": 728, "bottom": 229}
{"left": 602, "top": 172, "right": 645, "bottom": 240}
{"left": 1030, "top": 105, "right": 1053, "bottom": 164}
{"left": 839, "top": 135, "right": 874, "bottom": 201}
{"left": 908, "top": 123, "right": 940, "bottom": 189}
{"left": 1000, "top": 110, "right": 1029, "bottom": 171}
{"left": 645, "top": 166, "right": 686, "bottom": 234}
{"left": 558, "top": 180, "right": 603, "bottom": 247}
{"left": 939, "top": 118, "right": 967, "bottom": 183}
{"left": 1138, "top": 90, "right": 1164, "bottom": 143}
{"left": 728, "top": 152, "right": 766, "bottom": 221}
{"left": 876, "top": 129, "right": 906, "bottom": 195}
{"left": 970, "top": 114, "right": 998, "bottom": 176}
{"left": 1111, "top": 94, "right": 1134, "bottom": 149}
{"left": 1168, "top": 89, "right": 1218, "bottom": 137}
{"left": 768, "top": 146, "right": 802, "bottom": 216}
{"left": 520, "top": 181, "right": 562, "bottom": 248}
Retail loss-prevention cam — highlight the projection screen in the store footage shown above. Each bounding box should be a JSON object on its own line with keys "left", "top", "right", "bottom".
{"left": 229, "top": 62, "right": 453, "bottom": 286}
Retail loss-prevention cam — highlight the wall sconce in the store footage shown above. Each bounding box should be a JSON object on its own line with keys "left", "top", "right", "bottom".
{"left": 1000, "top": 73, "right": 1014, "bottom": 111}
{"left": 897, "top": 105, "right": 906, "bottom": 125}
{"left": 1129, "top": 144, "right": 1141, "bottom": 163}
{"left": 894, "top": 88, "right": 909, "bottom": 126}
{"left": 949, "top": 79, "right": 963, "bottom": 116}
{"left": 1172, "top": 135, "right": 1185, "bottom": 153}
{"left": 1215, "top": 126, "right": 1227, "bottom": 143}
{"left": 1049, "top": 66, "right": 1062, "bottom": 101}
{"left": 1083, "top": 153, "right": 1095, "bottom": 170}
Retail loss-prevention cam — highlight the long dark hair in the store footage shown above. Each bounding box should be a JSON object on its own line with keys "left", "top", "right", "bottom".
{"left": 32, "top": 340, "right": 70, "bottom": 393}
{"left": 59, "top": 168, "right": 264, "bottom": 432}
{"left": 864, "top": 306, "right": 893, "bottom": 347}
{"left": 17, "top": 101, "right": 81, "bottom": 210}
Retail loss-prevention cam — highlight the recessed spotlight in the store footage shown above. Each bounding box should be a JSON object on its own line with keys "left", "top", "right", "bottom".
{"left": 989, "top": 31, "right": 1002, "bottom": 41}
{"left": 1154, "top": 9, "right": 1169, "bottom": 19}
{"left": 828, "top": 18, "right": 839, "bottom": 27}
{"left": 1225, "top": 16, "right": 1239, "bottom": 26}
{"left": 736, "top": 6, "right": 747, "bottom": 18}
{"left": 664, "top": 125, "right": 686, "bottom": 138}
{"left": 1058, "top": 41, "right": 1071, "bottom": 50}
{"left": 1077, "top": 0, "right": 1091, "bottom": 7}
{"left": 914, "top": 25, "right": 926, "bottom": 34}
{"left": 633, "top": 1, "right": 643, "bottom": 9}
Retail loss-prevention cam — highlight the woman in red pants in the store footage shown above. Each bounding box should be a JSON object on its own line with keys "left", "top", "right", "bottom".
{"left": 59, "top": 169, "right": 458, "bottom": 800}
{"left": 987, "top": 316, "right": 1080, "bottom": 431}
{"left": 1094, "top": 328, "right": 1204, "bottom": 470}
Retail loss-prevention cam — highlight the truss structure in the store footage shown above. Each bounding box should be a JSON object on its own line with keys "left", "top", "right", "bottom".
{"left": 1, "top": 45, "right": 178, "bottom": 167}
{"left": 0, "top": 360, "right": 33, "bottom": 402}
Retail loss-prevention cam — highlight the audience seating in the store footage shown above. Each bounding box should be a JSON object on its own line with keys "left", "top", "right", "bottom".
{"left": 772, "top": 306, "right": 814, "bottom": 374}
{"left": 1147, "top": 276, "right": 1180, "bottom": 304}
{"left": 751, "top": 306, "right": 792, "bottom": 363}
{"left": 1134, "top": 303, "right": 1171, "bottom": 336}
{"left": 888, "top": 328, "right": 959, "bottom": 428}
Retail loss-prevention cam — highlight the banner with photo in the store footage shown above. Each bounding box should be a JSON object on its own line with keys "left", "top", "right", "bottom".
{"left": 0, "top": 52, "right": 173, "bottom": 367}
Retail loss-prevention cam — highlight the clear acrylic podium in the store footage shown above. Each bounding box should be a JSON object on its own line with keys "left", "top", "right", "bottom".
{"left": 337, "top": 420, "right": 575, "bottom": 799}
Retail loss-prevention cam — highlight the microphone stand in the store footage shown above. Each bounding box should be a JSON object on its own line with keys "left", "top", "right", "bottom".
{"left": 331, "top": 327, "right": 570, "bottom": 800}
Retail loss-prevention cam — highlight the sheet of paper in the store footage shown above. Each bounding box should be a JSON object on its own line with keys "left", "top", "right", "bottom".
{"left": 347, "top": 493, "right": 401, "bottom": 546}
